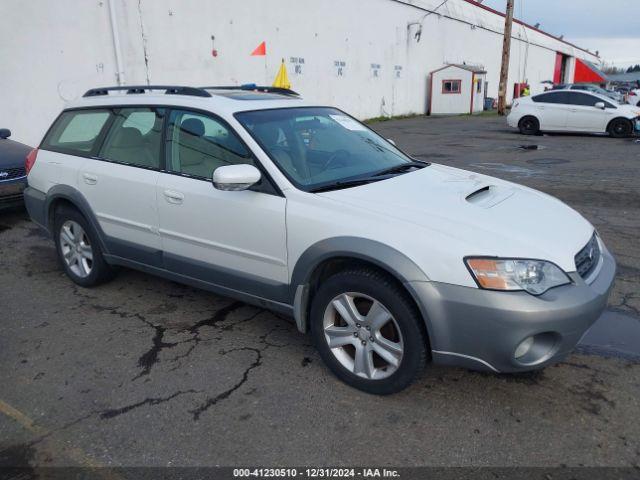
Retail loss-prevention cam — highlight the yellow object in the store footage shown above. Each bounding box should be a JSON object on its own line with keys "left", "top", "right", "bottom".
{"left": 273, "top": 59, "right": 291, "bottom": 90}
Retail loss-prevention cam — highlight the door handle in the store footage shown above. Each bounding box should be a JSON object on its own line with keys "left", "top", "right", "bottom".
{"left": 163, "top": 189, "right": 184, "bottom": 204}
{"left": 82, "top": 173, "right": 98, "bottom": 185}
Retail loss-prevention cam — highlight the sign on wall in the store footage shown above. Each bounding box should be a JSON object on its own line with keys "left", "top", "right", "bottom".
{"left": 290, "top": 57, "right": 305, "bottom": 75}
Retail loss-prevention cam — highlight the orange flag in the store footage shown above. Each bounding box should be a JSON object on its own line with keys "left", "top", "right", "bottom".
{"left": 251, "top": 41, "right": 266, "bottom": 56}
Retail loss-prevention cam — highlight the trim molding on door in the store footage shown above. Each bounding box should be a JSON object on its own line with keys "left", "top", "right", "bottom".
{"left": 159, "top": 228, "right": 287, "bottom": 267}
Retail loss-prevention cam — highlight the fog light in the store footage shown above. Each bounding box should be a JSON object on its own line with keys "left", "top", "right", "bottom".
{"left": 514, "top": 336, "right": 534, "bottom": 359}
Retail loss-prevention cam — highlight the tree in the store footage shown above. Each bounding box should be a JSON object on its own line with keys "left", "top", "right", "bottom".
{"left": 602, "top": 64, "right": 623, "bottom": 75}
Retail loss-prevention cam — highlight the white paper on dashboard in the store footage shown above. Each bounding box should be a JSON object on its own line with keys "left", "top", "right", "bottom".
{"left": 329, "top": 115, "right": 367, "bottom": 131}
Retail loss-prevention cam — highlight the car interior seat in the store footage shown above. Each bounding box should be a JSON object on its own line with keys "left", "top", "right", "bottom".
{"left": 105, "top": 127, "right": 156, "bottom": 167}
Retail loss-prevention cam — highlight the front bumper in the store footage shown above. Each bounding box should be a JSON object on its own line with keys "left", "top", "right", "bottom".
{"left": 0, "top": 178, "right": 27, "bottom": 210}
{"left": 408, "top": 248, "right": 616, "bottom": 373}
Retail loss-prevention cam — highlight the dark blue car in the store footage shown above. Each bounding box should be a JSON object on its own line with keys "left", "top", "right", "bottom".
{"left": 0, "top": 128, "right": 31, "bottom": 210}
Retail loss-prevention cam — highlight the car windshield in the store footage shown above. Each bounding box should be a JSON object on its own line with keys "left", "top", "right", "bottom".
{"left": 235, "top": 107, "right": 421, "bottom": 192}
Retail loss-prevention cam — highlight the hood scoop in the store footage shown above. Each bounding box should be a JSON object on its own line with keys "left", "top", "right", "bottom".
{"left": 465, "top": 184, "right": 515, "bottom": 209}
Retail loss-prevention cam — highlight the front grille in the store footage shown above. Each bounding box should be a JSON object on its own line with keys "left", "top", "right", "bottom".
{"left": 575, "top": 233, "right": 601, "bottom": 279}
{"left": 0, "top": 166, "right": 26, "bottom": 182}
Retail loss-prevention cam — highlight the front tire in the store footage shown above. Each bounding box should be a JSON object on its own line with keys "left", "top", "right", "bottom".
{"left": 518, "top": 116, "right": 540, "bottom": 135}
{"left": 54, "top": 206, "right": 115, "bottom": 287}
{"left": 310, "top": 269, "right": 428, "bottom": 394}
{"left": 608, "top": 118, "right": 633, "bottom": 138}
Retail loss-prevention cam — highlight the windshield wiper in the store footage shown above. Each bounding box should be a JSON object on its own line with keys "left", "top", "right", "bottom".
{"left": 309, "top": 161, "right": 429, "bottom": 193}
{"left": 309, "top": 178, "right": 383, "bottom": 193}
{"left": 372, "top": 160, "right": 428, "bottom": 177}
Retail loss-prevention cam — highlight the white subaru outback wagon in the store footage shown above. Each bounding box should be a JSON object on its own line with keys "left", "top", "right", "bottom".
{"left": 25, "top": 85, "right": 616, "bottom": 394}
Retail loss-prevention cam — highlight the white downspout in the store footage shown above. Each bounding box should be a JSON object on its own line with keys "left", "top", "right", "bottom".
{"left": 108, "top": 0, "right": 126, "bottom": 85}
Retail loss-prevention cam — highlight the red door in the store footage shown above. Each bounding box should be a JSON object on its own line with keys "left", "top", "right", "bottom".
{"left": 553, "top": 53, "right": 563, "bottom": 84}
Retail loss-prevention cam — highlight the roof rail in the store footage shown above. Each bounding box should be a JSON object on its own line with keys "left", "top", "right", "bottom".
{"left": 83, "top": 85, "right": 212, "bottom": 98}
{"left": 201, "top": 84, "right": 300, "bottom": 97}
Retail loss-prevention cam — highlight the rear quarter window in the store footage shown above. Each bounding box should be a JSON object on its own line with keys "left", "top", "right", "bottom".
{"left": 42, "top": 110, "right": 112, "bottom": 154}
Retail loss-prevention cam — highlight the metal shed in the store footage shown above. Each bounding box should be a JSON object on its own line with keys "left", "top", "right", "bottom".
{"left": 428, "top": 64, "right": 487, "bottom": 115}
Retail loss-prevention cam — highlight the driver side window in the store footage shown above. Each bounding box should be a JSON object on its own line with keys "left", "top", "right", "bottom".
{"left": 166, "top": 109, "right": 253, "bottom": 179}
{"left": 567, "top": 92, "right": 614, "bottom": 108}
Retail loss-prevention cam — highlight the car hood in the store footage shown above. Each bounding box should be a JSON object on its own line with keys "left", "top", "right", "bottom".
{"left": 317, "top": 164, "right": 594, "bottom": 273}
{"left": 0, "top": 139, "right": 32, "bottom": 168}
{"left": 618, "top": 104, "right": 640, "bottom": 117}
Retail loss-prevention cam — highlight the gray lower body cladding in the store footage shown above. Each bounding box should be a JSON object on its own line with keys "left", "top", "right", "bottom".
{"left": 23, "top": 186, "right": 47, "bottom": 226}
{"left": 409, "top": 249, "right": 616, "bottom": 373}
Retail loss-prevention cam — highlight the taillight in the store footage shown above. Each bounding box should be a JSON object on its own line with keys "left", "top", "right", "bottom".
{"left": 25, "top": 148, "right": 38, "bottom": 175}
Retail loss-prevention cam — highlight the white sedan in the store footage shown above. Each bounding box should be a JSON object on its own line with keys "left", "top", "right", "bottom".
{"left": 508, "top": 89, "right": 640, "bottom": 137}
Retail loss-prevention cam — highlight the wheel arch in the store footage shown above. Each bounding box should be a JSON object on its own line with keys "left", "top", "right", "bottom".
{"left": 45, "top": 185, "right": 109, "bottom": 254}
{"left": 290, "top": 237, "right": 434, "bottom": 338}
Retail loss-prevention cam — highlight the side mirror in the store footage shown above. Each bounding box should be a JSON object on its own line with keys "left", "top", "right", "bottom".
{"left": 595, "top": 102, "right": 606, "bottom": 110}
{"left": 212, "top": 164, "right": 261, "bottom": 191}
{"left": 387, "top": 138, "right": 396, "bottom": 146}
{"left": 0, "top": 128, "right": 11, "bottom": 139}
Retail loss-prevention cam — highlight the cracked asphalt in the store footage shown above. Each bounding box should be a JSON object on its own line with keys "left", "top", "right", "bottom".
{"left": 1, "top": 115, "right": 639, "bottom": 468}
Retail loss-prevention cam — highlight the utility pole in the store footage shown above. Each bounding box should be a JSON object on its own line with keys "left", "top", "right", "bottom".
{"left": 497, "top": 0, "right": 514, "bottom": 115}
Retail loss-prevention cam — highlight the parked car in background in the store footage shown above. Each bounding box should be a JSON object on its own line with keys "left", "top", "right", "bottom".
{"left": 24, "top": 85, "right": 616, "bottom": 394}
{"left": 0, "top": 128, "right": 31, "bottom": 210}
{"left": 552, "top": 83, "right": 623, "bottom": 103}
{"left": 509, "top": 89, "right": 640, "bottom": 137}
{"left": 626, "top": 89, "right": 640, "bottom": 107}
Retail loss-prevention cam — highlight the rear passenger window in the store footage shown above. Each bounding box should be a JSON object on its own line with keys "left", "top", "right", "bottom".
{"left": 43, "top": 110, "right": 111, "bottom": 154}
{"left": 166, "top": 109, "right": 252, "bottom": 179}
{"left": 99, "top": 108, "right": 163, "bottom": 169}
{"left": 531, "top": 92, "right": 569, "bottom": 104}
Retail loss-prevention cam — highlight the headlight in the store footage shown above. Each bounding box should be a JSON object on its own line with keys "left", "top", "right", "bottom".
{"left": 465, "top": 258, "right": 571, "bottom": 295}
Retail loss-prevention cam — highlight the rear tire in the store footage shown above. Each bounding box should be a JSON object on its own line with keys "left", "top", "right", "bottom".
{"left": 608, "top": 118, "right": 633, "bottom": 138}
{"left": 53, "top": 206, "right": 115, "bottom": 287}
{"left": 310, "top": 268, "right": 428, "bottom": 394}
{"left": 518, "top": 116, "right": 540, "bottom": 135}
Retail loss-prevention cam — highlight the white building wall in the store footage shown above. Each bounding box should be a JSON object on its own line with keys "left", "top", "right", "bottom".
{"left": 0, "top": 0, "right": 600, "bottom": 146}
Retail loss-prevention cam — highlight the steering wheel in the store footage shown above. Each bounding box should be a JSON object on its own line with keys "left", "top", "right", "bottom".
{"left": 324, "top": 150, "right": 351, "bottom": 170}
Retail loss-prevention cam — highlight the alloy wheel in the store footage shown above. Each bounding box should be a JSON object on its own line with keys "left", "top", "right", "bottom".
{"left": 613, "top": 121, "right": 631, "bottom": 136}
{"left": 59, "top": 220, "right": 93, "bottom": 278}
{"left": 322, "top": 292, "right": 404, "bottom": 380}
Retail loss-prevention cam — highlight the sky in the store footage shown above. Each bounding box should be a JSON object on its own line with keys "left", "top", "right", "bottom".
{"left": 480, "top": 0, "right": 640, "bottom": 68}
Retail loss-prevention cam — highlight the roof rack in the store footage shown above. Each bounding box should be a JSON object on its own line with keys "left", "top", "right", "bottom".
{"left": 201, "top": 84, "right": 300, "bottom": 97}
{"left": 83, "top": 85, "right": 212, "bottom": 98}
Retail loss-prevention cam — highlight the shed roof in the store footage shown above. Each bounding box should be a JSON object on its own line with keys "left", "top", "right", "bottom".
{"left": 430, "top": 64, "right": 487, "bottom": 75}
